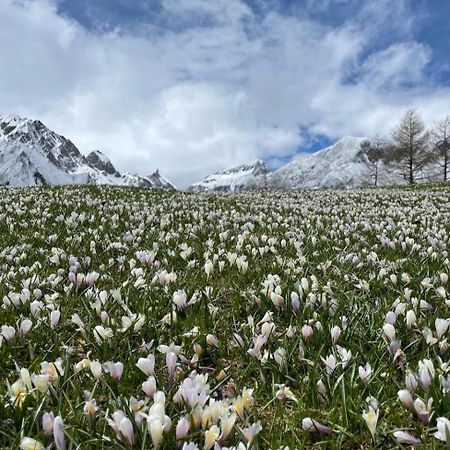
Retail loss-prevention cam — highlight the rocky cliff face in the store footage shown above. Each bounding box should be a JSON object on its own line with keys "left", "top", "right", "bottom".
{"left": 146, "top": 169, "right": 176, "bottom": 190}
{"left": 86, "top": 150, "right": 120, "bottom": 176}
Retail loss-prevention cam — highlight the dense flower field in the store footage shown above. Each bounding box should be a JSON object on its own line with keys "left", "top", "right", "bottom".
{"left": 1, "top": 184, "right": 450, "bottom": 449}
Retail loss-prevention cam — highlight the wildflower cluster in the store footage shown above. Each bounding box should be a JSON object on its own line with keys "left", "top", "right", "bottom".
{"left": 0, "top": 183, "right": 450, "bottom": 448}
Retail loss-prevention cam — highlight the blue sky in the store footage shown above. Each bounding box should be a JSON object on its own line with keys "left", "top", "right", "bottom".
{"left": 57, "top": 0, "right": 450, "bottom": 68}
{"left": 1, "top": 0, "right": 450, "bottom": 187}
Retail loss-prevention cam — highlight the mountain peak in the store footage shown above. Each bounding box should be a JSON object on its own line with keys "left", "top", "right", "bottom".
{"left": 0, "top": 114, "right": 175, "bottom": 189}
{"left": 147, "top": 169, "right": 176, "bottom": 190}
{"left": 189, "top": 159, "right": 271, "bottom": 193}
{"left": 86, "top": 150, "right": 119, "bottom": 176}
{"left": 252, "top": 159, "right": 271, "bottom": 175}
{"left": 0, "top": 114, "right": 29, "bottom": 125}
{"left": 316, "top": 136, "right": 369, "bottom": 161}
{"left": 0, "top": 115, "right": 32, "bottom": 137}
{"left": 215, "top": 159, "right": 271, "bottom": 176}
{"left": 334, "top": 136, "right": 367, "bottom": 145}
{"left": 0, "top": 115, "right": 48, "bottom": 134}
{"left": 270, "top": 136, "right": 381, "bottom": 189}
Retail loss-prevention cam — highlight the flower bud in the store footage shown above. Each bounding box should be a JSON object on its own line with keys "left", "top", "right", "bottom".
{"left": 397, "top": 389, "right": 414, "bottom": 410}
{"left": 331, "top": 326, "right": 341, "bottom": 344}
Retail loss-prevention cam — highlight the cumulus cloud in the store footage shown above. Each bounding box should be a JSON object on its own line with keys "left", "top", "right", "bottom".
{"left": 0, "top": 0, "right": 449, "bottom": 187}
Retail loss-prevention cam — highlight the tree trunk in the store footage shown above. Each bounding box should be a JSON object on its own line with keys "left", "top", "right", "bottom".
{"left": 445, "top": 154, "right": 448, "bottom": 182}
{"left": 409, "top": 156, "right": 414, "bottom": 184}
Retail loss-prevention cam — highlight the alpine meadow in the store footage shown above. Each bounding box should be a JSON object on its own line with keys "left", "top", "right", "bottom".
{"left": 3, "top": 0, "right": 450, "bottom": 449}
{"left": 1, "top": 184, "right": 450, "bottom": 449}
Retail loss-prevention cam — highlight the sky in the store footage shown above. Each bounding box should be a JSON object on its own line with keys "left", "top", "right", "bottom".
{"left": 1, "top": 0, "right": 450, "bottom": 188}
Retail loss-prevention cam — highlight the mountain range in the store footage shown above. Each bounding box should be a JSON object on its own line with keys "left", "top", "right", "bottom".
{"left": 0, "top": 115, "right": 175, "bottom": 189}
{"left": 0, "top": 115, "right": 442, "bottom": 192}
{"left": 190, "top": 137, "right": 399, "bottom": 192}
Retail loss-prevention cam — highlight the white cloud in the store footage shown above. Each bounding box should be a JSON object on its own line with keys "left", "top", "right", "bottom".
{"left": 361, "top": 42, "right": 432, "bottom": 88}
{"left": 162, "top": 0, "right": 253, "bottom": 26}
{"left": 306, "top": 0, "right": 356, "bottom": 12}
{"left": 1, "top": 0, "right": 449, "bottom": 188}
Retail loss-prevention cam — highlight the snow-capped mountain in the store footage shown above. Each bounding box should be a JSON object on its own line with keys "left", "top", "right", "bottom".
{"left": 0, "top": 115, "right": 175, "bottom": 189}
{"left": 76, "top": 150, "right": 176, "bottom": 190}
{"left": 145, "top": 169, "right": 176, "bottom": 190}
{"left": 189, "top": 137, "right": 411, "bottom": 192}
{"left": 269, "top": 136, "right": 401, "bottom": 189}
{"left": 189, "top": 160, "right": 271, "bottom": 192}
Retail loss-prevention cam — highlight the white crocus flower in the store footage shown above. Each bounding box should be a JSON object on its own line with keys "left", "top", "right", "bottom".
{"left": 90, "top": 360, "right": 102, "bottom": 380}
{"left": 50, "top": 310, "right": 61, "bottom": 328}
{"left": 362, "top": 406, "right": 379, "bottom": 438}
{"left": 1, "top": 325, "right": 15, "bottom": 342}
{"left": 435, "top": 318, "right": 449, "bottom": 340}
{"left": 173, "top": 290, "right": 188, "bottom": 311}
{"left": 118, "top": 417, "right": 135, "bottom": 447}
{"left": 405, "top": 310, "right": 416, "bottom": 328}
{"left": 110, "top": 362, "right": 124, "bottom": 384}
{"left": 204, "top": 424, "right": 220, "bottom": 450}
{"left": 137, "top": 355, "right": 155, "bottom": 376}
{"left": 20, "top": 438, "right": 46, "bottom": 450}
{"left": 176, "top": 416, "right": 190, "bottom": 440}
{"left": 322, "top": 354, "right": 337, "bottom": 375}
{"left": 331, "top": 326, "right": 341, "bottom": 344}
{"left": 358, "top": 363, "right": 372, "bottom": 384}
{"left": 435, "top": 417, "right": 450, "bottom": 442}
{"left": 383, "top": 323, "right": 396, "bottom": 341}
{"left": 336, "top": 346, "right": 352, "bottom": 368}
{"left": 220, "top": 412, "right": 236, "bottom": 440}
{"left": 302, "top": 418, "right": 331, "bottom": 434}
{"left": 413, "top": 397, "right": 433, "bottom": 425}
{"left": 20, "top": 319, "right": 33, "bottom": 335}
{"left": 397, "top": 389, "right": 414, "bottom": 410}
{"left": 53, "top": 416, "right": 66, "bottom": 450}
{"left": 206, "top": 334, "right": 219, "bottom": 348}
{"left": 393, "top": 431, "right": 421, "bottom": 445}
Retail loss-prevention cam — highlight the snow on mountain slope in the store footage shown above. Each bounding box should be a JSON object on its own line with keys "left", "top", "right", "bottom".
{"left": 0, "top": 116, "right": 88, "bottom": 187}
{"left": 269, "top": 137, "right": 401, "bottom": 189}
{"left": 0, "top": 139, "right": 88, "bottom": 187}
{"left": 189, "top": 160, "right": 271, "bottom": 192}
{"left": 114, "top": 171, "right": 176, "bottom": 190}
{"left": 0, "top": 115, "right": 175, "bottom": 189}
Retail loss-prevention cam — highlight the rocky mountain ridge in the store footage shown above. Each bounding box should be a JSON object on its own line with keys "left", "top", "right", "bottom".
{"left": 0, "top": 115, "right": 175, "bottom": 189}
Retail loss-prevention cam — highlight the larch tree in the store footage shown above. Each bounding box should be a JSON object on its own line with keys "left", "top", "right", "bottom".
{"left": 389, "top": 109, "right": 431, "bottom": 184}
{"left": 432, "top": 116, "right": 450, "bottom": 181}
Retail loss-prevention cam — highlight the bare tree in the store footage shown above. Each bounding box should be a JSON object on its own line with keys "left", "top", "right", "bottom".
{"left": 388, "top": 109, "right": 431, "bottom": 184}
{"left": 360, "top": 136, "right": 388, "bottom": 187}
{"left": 431, "top": 116, "right": 450, "bottom": 181}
